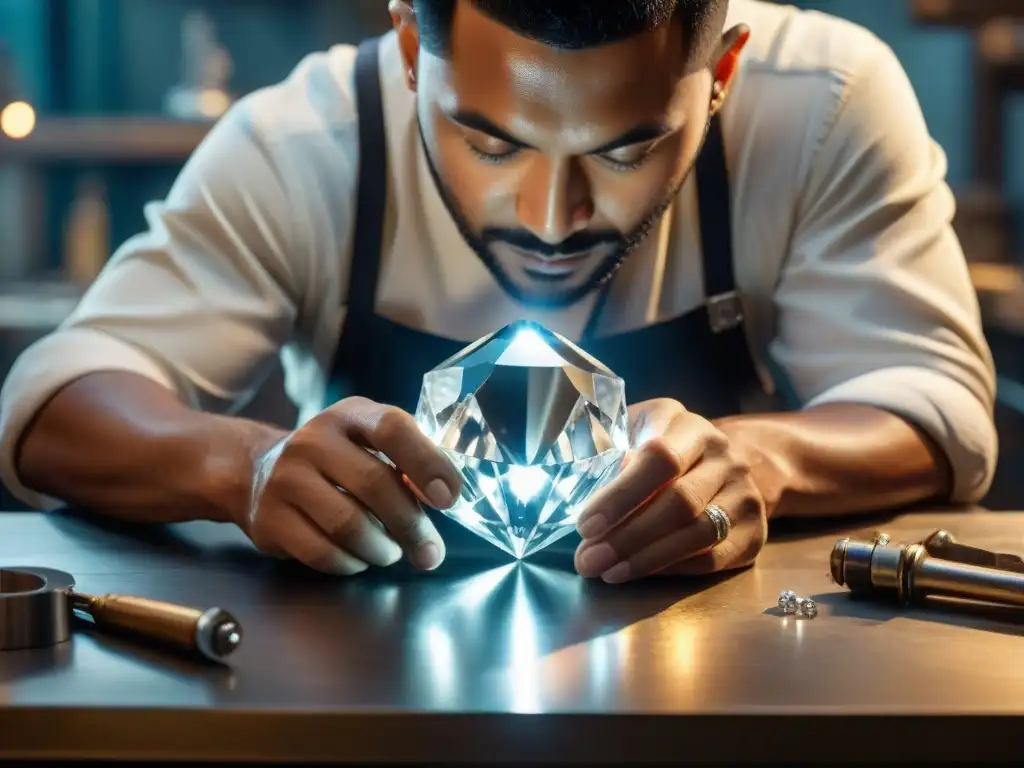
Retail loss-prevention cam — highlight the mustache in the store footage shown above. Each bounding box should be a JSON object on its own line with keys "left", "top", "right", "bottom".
{"left": 481, "top": 228, "right": 622, "bottom": 258}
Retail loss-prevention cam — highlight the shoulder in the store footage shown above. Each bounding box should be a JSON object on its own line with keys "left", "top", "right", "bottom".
{"left": 725, "top": 0, "right": 903, "bottom": 157}
{"left": 214, "top": 38, "right": 385, "bottom": 285}
{"left": 243, "top": 41, "right": 358, "bottom": 137}
{"left": 718, "top": 4, "right": 918, "bottom": 328}
{"left": 730, "top": 0, "right": 896, "bottom": 89}
{"left": 232, "top": 40, "right": 363, "bottom": 181}
{"left": 722, "top": 1, "right": 913, "bottom": 227}
{"left": 189, "top": 38, "right": 389, "bottom": 330}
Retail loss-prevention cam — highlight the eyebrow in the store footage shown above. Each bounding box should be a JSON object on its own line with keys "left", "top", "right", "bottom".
{"left": 588, "top": 124, "right": 672, "bottom": 154}
{"left": 448, "top": 110, "right": 673, "bottom": 155}
{"left": 450, "top": 111, "right": 533, "bottom": 149}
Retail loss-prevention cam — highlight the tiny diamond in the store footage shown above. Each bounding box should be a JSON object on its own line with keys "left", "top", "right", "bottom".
{"left": 778, "top": 595, "right": 798, "bottom": 614}
{"left": 778, "top": 589, "right": 799, "bottom": 614}
{"left": 798, "top": 598, "right": 818, "bottom": 618}
{"left": 415, "top": 321, "right": 628, "bottom": 559}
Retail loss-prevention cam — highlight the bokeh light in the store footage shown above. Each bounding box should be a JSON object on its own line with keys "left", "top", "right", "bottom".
{"left": 0, "top": 101, "right": 36, "bottom": 139}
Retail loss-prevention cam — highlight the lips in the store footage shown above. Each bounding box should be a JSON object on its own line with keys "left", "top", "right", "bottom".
{"left": 511, "top": 246, "right": 595, "bottom": 277}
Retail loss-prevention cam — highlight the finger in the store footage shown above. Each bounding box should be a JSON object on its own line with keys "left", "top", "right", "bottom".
{"left": 576, "top": 415, "right": 727, "bottom": 540}
{"left": 627, "top": 399, "right": 686, "bottom": 446}
{"left": 665, "top": 497, "right": 766, "bottom": 576}
{"left": 403, "top": 475, "right": 451, "bottom": 510}
{"left": 285, "top": 470, "right": 404, "bottom": 568}
{"left": 334, "top": 397, "right": 462, "bottom": 510}
{"left": 257, "top": 503, "right": 369, "bottom": 576}
{"left": 660, "top": 546, "right": 735, "bottom": 576}
{"left": 585, "top": 487, "right": 750, "bottom": 583}
{"left": 574, "top": 456, "right": 733, "bottom": 578}
{"left": 661, "top": 528, "right": 753, "bottom": 575}
{"left": 323, "top": 439, "right": 446, "bottom": 571}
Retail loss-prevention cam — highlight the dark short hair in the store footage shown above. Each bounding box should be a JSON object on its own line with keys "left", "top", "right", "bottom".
{"left": 415, "top": 0, "right": 727, "bottom": 59}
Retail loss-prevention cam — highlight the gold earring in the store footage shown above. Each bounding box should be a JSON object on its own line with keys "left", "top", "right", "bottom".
{"left": 710, "top": 81, "right": 726, "bottom": 112}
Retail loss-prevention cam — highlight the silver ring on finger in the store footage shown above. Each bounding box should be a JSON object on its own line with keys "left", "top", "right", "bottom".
{"left": 703, "top": 503, "right": 731, "bottom": 544}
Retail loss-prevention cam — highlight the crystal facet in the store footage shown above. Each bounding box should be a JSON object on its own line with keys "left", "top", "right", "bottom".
{"left": 414, "top": 321, "right": 629, "bottom": 559}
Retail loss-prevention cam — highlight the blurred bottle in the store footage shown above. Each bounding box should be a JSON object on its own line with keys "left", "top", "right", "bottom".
{"left": 64, "top": 174, "right": 109, "bottom": 287}
{"left": 164, "top": 11, "right": 234, "bottom": 121}
{"left": 978, "top": 19, "right": 1024, "bottom": 65}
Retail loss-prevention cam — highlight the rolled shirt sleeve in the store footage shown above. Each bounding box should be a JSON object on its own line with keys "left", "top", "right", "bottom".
{"left": 769, "top": 41, "right": 998, "bottom": 503}
{"left": 0, "top": 96, "right": 309, "bottom": 509}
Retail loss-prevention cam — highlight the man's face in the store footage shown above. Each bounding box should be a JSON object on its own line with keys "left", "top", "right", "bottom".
{"left": 407, "top": 1, "right": 719, "bottom": 307}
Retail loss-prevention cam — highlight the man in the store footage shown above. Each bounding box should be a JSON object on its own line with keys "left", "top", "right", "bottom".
{"left": 0, "top": 0, "right": 997, "bottom": 583}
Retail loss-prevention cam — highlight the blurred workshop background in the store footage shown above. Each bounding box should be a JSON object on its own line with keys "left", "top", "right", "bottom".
{"left": 0, "top": 0, "right": 1022, "bottom": 510}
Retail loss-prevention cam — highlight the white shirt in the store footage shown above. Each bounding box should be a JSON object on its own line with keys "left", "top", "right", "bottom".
{"left": 0, "top": 0, "right": 998, "bottom": 508}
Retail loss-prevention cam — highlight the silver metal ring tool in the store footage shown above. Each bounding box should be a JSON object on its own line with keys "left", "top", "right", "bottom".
{"left": 0, "top": 566, "right": 242, "bottom": 662}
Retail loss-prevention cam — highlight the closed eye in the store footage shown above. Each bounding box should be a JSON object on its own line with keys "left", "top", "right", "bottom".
{"left": 464, "top": 138, "right": 522, "bottom": 164}
{"left": 595, "top": 147, "right": 656, "bottom": 172}
{"left": 594, "top": 139, "right": 661, "bottom": 172}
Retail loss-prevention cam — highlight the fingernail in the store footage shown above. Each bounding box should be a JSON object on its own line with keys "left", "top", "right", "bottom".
{"left": 380, "top": 539, "right": 404, "bottom": 567}
{"left": 601, "top": 562, "right": 631, "bottom": 584}
{"left": 577, "top": 514, "right": 608, "bottom": 539}
{"left": 330, "top": 554, "right": 369, "bottom": 577}
{"left": 425, "top": 479, "right": 454, "bottom": 509}
{"left": 580, "top": 543, "right": 618, "bottom": 576}
{"left": 412, "top": 541, "right": 442, "bottom": 570}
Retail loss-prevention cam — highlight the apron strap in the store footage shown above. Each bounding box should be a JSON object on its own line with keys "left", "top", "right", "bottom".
{"left": 695, "top": 114, "right": 768, "bottom": 406}
{"left": 347, "top": 36, "right": 389, "bottom": 322}
{"left": 323, "top": 36, "right": 388, "bottom": 406}
{"left": 696, "top": 116, "right": 739, "bottom": 312}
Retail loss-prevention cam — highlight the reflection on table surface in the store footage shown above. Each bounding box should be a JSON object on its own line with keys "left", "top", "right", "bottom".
{"left": 2, "top": 507, "right": 1024, "bottom": 715}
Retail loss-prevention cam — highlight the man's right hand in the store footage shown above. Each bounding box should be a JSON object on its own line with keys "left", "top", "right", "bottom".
{"left": 242, "top": 396, "right": 462, "bottom": 575}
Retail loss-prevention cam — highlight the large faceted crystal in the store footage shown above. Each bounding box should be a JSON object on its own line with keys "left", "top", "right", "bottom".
{"left": 414, "top": 320, "right": 629, "bottom": 559}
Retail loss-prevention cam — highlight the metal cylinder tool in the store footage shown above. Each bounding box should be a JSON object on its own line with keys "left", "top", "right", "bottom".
{"left": 0, "top": 566, "right": 242, "bottom": 661}
{"left": 831, "top": 529, "right": 1024, "bottom": 608}
{"left": 0, "top": 567, "right": 74, "bottom": 652}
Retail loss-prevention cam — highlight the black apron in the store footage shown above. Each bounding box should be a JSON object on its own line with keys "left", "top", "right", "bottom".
{"left": 323, "top": 37, "right": 770, "bottom": 558}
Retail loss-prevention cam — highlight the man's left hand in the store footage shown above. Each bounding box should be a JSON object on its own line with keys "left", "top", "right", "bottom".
{"left": 574, "top": 399, "right": 768, "bottom": 582}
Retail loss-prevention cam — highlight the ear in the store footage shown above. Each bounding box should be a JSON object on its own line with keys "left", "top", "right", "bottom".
{"left": 709, "top": 24, "right": 750, "bottom": 115}
{"left": 389, "top": 0, "right": 420, "bottom": 92}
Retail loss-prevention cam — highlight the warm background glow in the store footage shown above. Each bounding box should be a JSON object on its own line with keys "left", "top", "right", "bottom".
{"left": 0, "top": 101, "right": 36, "bottom": 139}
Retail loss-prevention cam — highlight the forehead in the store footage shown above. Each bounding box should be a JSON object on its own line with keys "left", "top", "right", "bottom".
{"left": 436, "top": 3, "right": 695, "bottom": 145}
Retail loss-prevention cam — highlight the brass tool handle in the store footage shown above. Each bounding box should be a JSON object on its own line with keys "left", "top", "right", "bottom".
{"left": 914, "top": 557, "right": 1024, "bottom": 607}
{"left": 81, "top": 594, "right": 243, "bottom": 662}
{"left": 833, "top": 534, "right": 1024, "bottom": 609}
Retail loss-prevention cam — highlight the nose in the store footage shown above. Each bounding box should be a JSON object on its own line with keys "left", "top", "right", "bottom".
{"left": 516, "top": 155, "right": 594, "bottom": 245}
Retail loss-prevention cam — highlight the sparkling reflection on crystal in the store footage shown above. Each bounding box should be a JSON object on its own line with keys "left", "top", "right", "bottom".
{"left": 415, "top": 321, "right": 629, "bottom": 559}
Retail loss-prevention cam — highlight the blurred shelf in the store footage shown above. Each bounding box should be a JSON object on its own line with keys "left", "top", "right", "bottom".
{"left": 0, "top": 117, "right": 210, "bottom": 163}
{"left": 913, "top": 0, "right": 1024, "bottom": 26}
{"left": 970, "top": 262, "right": 1024, "bottom": 335}
{"left": 950, "top": 182, "right": 1016, "bottom": 263}
{"left": 0, "top": 280, "right": 84, "bottom": 330}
